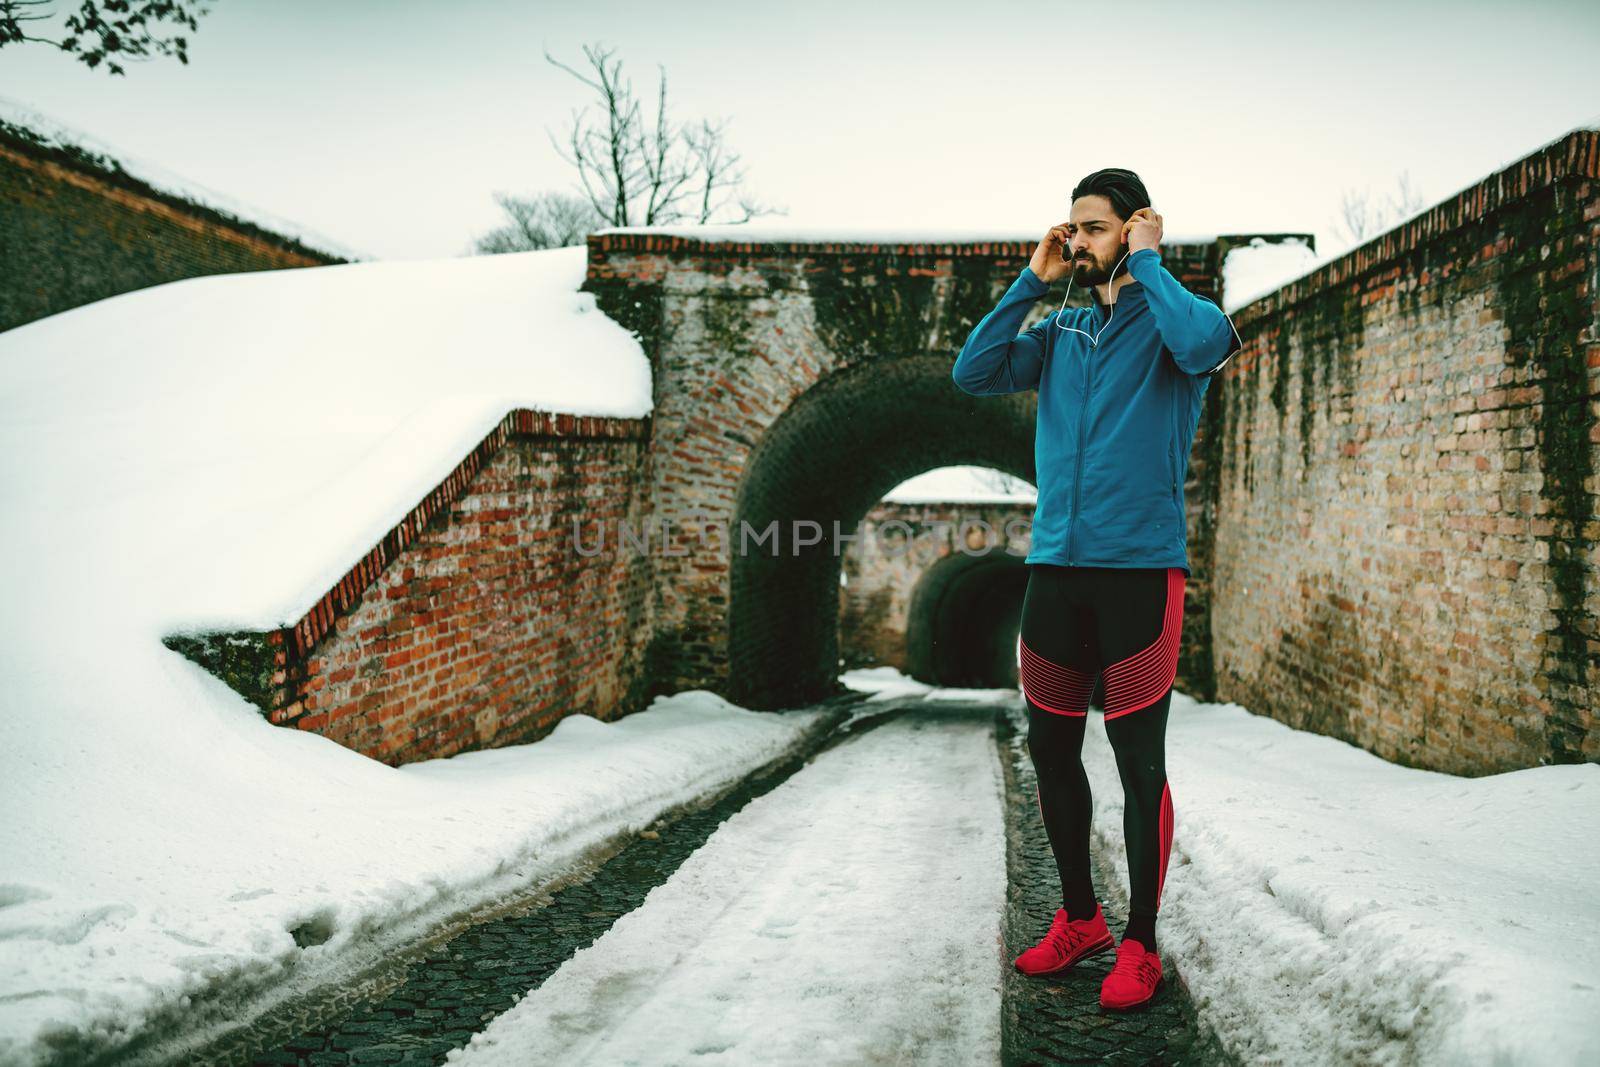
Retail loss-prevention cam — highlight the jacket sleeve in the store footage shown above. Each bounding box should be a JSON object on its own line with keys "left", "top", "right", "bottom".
{"left": 1125, "top": 247, "right": 1240, "bottom": 377}
{"left": 951, "top": 265, "right": 1053, "bottom": 395}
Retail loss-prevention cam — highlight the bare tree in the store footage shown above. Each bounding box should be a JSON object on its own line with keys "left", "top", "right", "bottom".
{"left": 0, "top": 0, "right": 211, "bottom": 75}
{"left": 541, "top": 40, "right": 782, "bottom": 227}
{"left": 1332, "top": 170, "right": 1427, "bottom": 249}
{"left": 1334, "top": 187, "right": 1382, "bottom": 246}
{"left": 473, "top": 190, "right": 605, "bottom": 254}
{"left": 1388, "top": 170, "right": 1424, "bottom": 222}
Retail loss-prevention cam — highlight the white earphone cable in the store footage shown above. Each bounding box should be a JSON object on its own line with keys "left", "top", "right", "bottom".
{"left": 1053, "top": 248, "right": 1131, "bottom": 348}
{"left": 1050, "top": 238, "right": 1245, "bottom": 376}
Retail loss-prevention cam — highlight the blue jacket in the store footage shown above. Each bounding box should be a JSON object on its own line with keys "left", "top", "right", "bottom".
{"left": 951, "top": 248, "right": 1239, "bottom": 576}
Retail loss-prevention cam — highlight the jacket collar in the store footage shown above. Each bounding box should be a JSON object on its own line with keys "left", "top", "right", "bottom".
{"left": 1090, "top": 277, "right": 1143, "bottom": 308}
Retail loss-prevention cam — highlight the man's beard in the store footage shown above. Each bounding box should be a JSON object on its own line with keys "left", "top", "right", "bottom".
{"left": 1070, "top": 254, "right": 1114, "bottom": 286}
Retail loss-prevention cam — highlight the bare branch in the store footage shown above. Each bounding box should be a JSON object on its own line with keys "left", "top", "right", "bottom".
{"left": 684, "top": 117, "right": 751, "bottom": 223}
{"left": 1386, "top": 169, "right": 1426, "bottom": 222}
{"left": 545, "top": 41, "right": 665, "bottom": 226}
{"left": 637, "top": 63, "right": 697, "bottom": 224}
{"left": 538, "top": 39, "right": 786, "bottom": 231}
{"left": 1332, "top": 186, "right": 1385, "bottom": 248}
{"left": 1333, "top": 170, "right": 1428, "bottom": 250}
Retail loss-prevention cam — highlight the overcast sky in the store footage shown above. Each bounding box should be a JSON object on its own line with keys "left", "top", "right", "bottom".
{"left": 3, "top": 0, "right": 1597, "bottom": 262}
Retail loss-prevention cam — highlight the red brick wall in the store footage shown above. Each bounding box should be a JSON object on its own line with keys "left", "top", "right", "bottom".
{"left": 261, "top": 411, "right": 655, "bottom": 765}
{"left": 1206, "top": 129, "right": 1599, "bottom": 773}
{"left": 0, "top": 120, "right": 343, "bottom": 334}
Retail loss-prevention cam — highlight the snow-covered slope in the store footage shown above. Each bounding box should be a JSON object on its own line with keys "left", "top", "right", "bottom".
{"left": 0, "top": 245, "right": 658, "bottom": 1064}
{"left": 0, "top": 244, "right": 649, "bottom": 629}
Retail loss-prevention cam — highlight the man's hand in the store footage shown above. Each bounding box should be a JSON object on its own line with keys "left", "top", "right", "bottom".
{"left": 1028, "top": 222, "right": 1072, "bottom": 284}
{"left": 1122, "top": 208, "right": 1162, "bottom": 254}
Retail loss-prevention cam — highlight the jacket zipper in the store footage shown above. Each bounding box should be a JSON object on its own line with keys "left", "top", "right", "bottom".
{"left": 1067, "top": 315, "right": 1097, "bottom": 563}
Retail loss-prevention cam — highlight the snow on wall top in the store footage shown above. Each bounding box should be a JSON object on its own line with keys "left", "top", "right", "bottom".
{"left": 0, "top": 94, "right": 369, "bottom": 263}
{"left": 1219, "top": 236, "right": 1323, "bottom": 313}
{"left": 597, "top": 223, "right": 1321, "bottom": 314}
{"left": 593, "top": 222, "right": 1226, "bottom": 246}
{"left": 881, "top": 466, "right": 1037, "bottom": 505}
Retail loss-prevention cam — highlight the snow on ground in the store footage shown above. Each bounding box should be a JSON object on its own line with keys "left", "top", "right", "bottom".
{"left": 0, "top": 245, "right": 665, "bottom": 1064}
{"left": 838, "top": 669, "right": 1015, "bottom": 745}
{"left": 1053, "top": 690, "right": 1600, "bottom": 1066}
{"left": 840, "top": 666, "right": 937, "bottom": 708}
{"left": 424, "top": 680, "right": 1600, "bottom": 1067}
{"left": 0, "top": 687, "right": 834, "bottom": 1065}
{"left": 444, "top": 703, "right": 1008, "bottom": 1067}
{"left": 841, "top": 666, "right": 1014, "bottom": 707}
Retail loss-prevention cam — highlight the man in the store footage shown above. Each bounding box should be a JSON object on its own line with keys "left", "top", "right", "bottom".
{"left": 951, "top": 168, "right": 1239, "bottom": 1011}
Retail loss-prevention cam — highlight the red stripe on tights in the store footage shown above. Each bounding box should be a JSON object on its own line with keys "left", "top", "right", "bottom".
{"left": 1156, "top": 779, "right": 1173, "bottom": 906}
{"left": 1019, "top": 634, "right": 1092, "bottom": 716}
{"left": 1102, "top": 569, "right": 1185, "bottom": 718}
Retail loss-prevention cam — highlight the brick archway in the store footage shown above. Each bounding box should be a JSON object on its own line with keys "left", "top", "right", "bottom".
{"left": 727, "top": 356, "right": 1034, "bottom": 709}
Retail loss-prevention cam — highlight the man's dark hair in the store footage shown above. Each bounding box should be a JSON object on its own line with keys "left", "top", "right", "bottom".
{"left": 1070, "top": 168, "right": 1151, "bottom": 222}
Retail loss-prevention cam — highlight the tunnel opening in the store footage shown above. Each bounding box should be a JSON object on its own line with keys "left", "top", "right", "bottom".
{"left": 727, "top": 356, "right": 1035, "bottom": 710}
{"left": 902, "top": 548, "right": 1029, "bottom": 689}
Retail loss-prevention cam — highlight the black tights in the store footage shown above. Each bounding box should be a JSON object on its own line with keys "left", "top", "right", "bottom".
{"left": 1019, "top": 564, "right": 1182, "bottom": 954}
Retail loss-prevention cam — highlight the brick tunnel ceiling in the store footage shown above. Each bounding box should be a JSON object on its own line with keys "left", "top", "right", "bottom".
{"left": 727, "top": 355, "right": 1037, "bottom": 709}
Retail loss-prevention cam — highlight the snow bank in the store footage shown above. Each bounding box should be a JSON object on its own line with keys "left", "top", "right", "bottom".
{"left": 0, "top": 244, "right": 649, "bottom": 630}
{"left": 840, "top": 666, "right": 935, "bottom": 704}
{"left": 0, "top": 244, "right": 665, "bottom": 1063}
{"left": 0, "top": 685, "right": 832, "bottom": 1065}
{"left": 1071, "top": 692, "right": 1600, "bottom": 1066}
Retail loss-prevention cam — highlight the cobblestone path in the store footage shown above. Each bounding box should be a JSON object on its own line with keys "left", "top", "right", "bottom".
{"left": 995, "top": 701, "right": 1233, "bottom": 1065}
{"left": 205, "top": 694, "right": 1229, "bottom": 1065}
{"left": 237, "top": 699, "right": 861, "bottom": 1065}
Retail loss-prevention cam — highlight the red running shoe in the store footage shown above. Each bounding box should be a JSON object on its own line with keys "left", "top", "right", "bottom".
{"left": 1013, "top": 903, "right": 1115, "bottom": 977}
{"left": 1100, "top": 937, "right": 1163, "bottom": 1010}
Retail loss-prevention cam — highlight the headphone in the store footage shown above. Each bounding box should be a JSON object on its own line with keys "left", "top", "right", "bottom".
{"left": 1051, "top": 217, "right": 1244, "bottom": 375}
